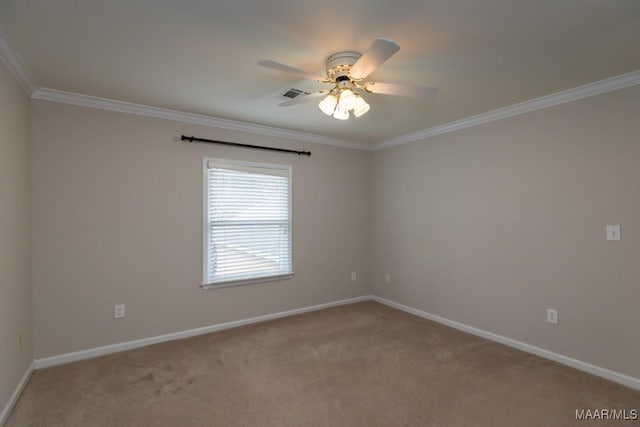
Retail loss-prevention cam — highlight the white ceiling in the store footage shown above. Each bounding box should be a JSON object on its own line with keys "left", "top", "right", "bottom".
{"left": 1, "top": 0, "right": 639, "bottom": 144}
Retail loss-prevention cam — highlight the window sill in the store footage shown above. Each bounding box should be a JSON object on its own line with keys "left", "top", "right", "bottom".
{"left": 200, "top": 272, "right": 294, "bottom": 290}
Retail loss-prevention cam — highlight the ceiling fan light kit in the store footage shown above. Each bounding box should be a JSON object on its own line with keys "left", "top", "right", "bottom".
{"left": 259, "top": 37, "right": 438, "bottom": 121}
{"left": 318, "top": 78, "right": 371, "bottom": 120}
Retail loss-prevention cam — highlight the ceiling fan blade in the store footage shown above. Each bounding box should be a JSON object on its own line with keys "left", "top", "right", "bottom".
{"left": 349, "top": 38, "right": 400, "bottom": 80}
{"left": 364, "top": 82, "right": 439, "bottom": 97}
{"left": 277, "top": 91, "right": 328, "bottom": 107}
{"left": 258, "top": 60, "right": 326, "bottom": 81}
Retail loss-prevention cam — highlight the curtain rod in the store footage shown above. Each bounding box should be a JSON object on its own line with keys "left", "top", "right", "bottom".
{"left": 181, "top": 135, "right": 311, "bottom": 156}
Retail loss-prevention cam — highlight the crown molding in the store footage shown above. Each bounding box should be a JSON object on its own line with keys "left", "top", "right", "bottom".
{"left": 31, "top": 87, "right": 372, "bottom": 151}
{"left": 25, "top": 69, "right": 640, "bottom": 152}
{"left": 9, "top": 12, "right": 637, "bottom": 155}
{"left": 373, "top": 70, "right": 640, "bottom": 151}
{"left": 0, "top": 24, "right": 37, "bottom": 94}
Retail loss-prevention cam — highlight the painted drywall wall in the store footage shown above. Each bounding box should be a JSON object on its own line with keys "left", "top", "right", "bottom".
{"left": 0, "top": 61, "right": 32, "bottom": 412}
{"left": 30, "top": 100, "right": 371, "bottom": 358}
{"left": 371, "top": 85, "right": 640, "bottom": 379}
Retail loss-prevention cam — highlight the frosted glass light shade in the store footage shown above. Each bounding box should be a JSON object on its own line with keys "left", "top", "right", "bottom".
{"left": 318, "top": 94, "right": 338, "bottom": 116}
{"left": 333, "top": 107, "right": 349, "bottom": 120}
{"left": 353, "top": 96, "right": 370, "bottom": 117}
{"left": 338, "top": 89, "right": 357, "bottom": 111}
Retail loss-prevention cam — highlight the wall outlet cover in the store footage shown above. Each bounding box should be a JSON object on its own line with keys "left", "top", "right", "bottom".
{"left": 114, "top": 304, "right": 125, "bottom": 319}
{"left": 606, "top": 225, "right": 621, "bottom": 241}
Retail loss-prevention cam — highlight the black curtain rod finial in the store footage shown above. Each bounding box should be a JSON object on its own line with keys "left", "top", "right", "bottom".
{"left": 181, "top": 135, "right": 311, "bottom": 156}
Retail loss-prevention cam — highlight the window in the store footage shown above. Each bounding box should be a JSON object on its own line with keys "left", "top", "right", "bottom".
{"left": 203, "top": 158, "right": 293, "bottom": 287}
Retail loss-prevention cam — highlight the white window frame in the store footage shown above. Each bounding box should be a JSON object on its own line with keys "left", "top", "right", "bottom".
{"left": 201, "top": 158, "right": 293, "bottom": 289}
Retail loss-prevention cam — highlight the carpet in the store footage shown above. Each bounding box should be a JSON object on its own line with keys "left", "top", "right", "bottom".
{"left": 6, "top": 301, "right": 640, "bottom": 426}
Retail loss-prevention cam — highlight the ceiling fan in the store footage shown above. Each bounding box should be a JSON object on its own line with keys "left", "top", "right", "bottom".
{"left": 258, "top": 38, "right": 438, "bottom": 120}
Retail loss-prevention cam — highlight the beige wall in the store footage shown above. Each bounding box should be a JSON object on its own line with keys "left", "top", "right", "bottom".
{"left": 0, "top": 62, "right": 32, "bottom": 410}
{"left": 25, "top": 81, "right": 640, "bottom": 381}
{"left": 371, "top": 85, "right": 640, "bottom": 378}
{"left": 30, "top": 100, "right": 371, "bottom": 358}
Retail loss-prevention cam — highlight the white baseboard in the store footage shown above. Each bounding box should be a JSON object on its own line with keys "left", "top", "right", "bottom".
{"left": 33, "top": 295, "right": 372, "bottom": 369}
{"left": 30, "top": 293, "right": 640, "bottom": 392}
{"left": 372, "top": 295, "right": 640, "bottom": 391}
{"left": 0, "top": 362, "right": 34, "bottom": 426}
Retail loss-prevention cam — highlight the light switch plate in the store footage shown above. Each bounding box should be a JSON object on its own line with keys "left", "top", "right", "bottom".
{"left": 606, "top": 225, "right": 621, "bottom": 241}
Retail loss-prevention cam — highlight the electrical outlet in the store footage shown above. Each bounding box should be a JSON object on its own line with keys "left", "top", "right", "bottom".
{"left": 114, "top": 304, "right": 125, "bottom": 319}
{"left": 18, "top": 334, "right": 22, "bottom": 350}
{"left": 385, "top": 274, "right": 391, "bottom": 284}
{"left": 606, "top": 225, "right": 621, "bottom": 241}
{"left": 351, "top": 272, "right": 357, "bottom": 282}
{"left": 547, "top": 308, "right": 558, "bottom": 325}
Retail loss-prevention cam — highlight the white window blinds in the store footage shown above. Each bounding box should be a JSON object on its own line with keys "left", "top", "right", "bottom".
{"left": 203, "top": 159, "right": 292, "bottom": 286}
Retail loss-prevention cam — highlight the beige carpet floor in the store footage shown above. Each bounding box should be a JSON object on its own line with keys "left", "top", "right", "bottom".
{"left": 6, "top": 301, "right": 640, "bottom": 426}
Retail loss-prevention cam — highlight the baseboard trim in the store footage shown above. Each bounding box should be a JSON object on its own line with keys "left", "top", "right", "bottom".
{"left": 0, "top": 362, "right": 34, "bottom": 426}
{"left": 30, "top": 294, "right": 639, "bottom": 391}
{"left": 33, "top": 295, "right": 372, "bottom": 369}
{"left": 372, "top": 296, "right": 640, "bottom": 391}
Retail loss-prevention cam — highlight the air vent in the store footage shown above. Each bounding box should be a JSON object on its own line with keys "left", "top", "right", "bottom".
{"left": 280, "top": 88, "right": 309, "bottom": 99}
